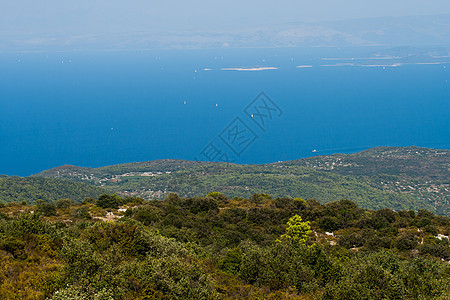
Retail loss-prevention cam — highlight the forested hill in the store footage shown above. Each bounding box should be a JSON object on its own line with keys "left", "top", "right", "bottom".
{"left": 32, "top": 146, "right": 449, "bottom": 215}
{"left": 278, "top": 146, "right": 449, "bottom": 179}
{"left": 33, "top": 159, "right": 208, "bottom": 179}
{"left": 0, "top": 176, "right": 107, "bottom": 205}
{"left": 275, "top": 146, "right": 449, "bottom": 215}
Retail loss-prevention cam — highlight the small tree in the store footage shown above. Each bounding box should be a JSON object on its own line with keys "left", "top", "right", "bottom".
{"left": 82, "top": 197, "right": 96, "bottom": 205}
{"left": 279, "top": 215, "right": 312, "bottom": 245}
{"left": 250, "top": 193, "right": 271, "bottom": 204}
{"left": 35, "top": 199, "right": 57, "bottom": 216}
{"left": 74, "top": 206, "right": 92, "bottom": 220}
{"left": 165, "top": 193, "right": 181, "bottom": 204}
{"left": 207, "top": 192, "right": 228, "bottom": 206}
{"left": 56, "top": 198, "right": 74, "bottom": 209}
{"left": 97, "top": 194, "right": 122, "bottom": 209}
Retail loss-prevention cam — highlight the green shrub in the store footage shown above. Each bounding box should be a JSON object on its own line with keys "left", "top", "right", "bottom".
{"left": 394, "top": 233, "right": 418, "bottom": 251}
{"left": 0, "top": 236, "right": 27, "bottom": 259}
{"left": 73, "top": 206, "right": 91, "bottom": 220}
{"left": 36, "top": 199, "right": 57, "bottom": 216}
{"left": 133, "top": 205, "right": 163, "bottom": 225}
{"left": 97, "top": 194, "right": 122, "bottom": 209}
{"left": 218, "top": 248, "right": 242, "bottom": 275}
{"left": 56, "top": 199, "right": 74, "bottom": 209}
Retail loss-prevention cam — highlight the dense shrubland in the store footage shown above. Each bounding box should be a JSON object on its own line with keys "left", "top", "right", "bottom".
{"left": 0, "top": 193, "right": 449, "bottom": 299}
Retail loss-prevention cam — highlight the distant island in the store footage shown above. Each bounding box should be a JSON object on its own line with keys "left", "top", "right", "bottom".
{"left": 316, "top": 46, "right": 450, "bottom": 68}
{"left": 221, "top": 67, "right": 278, "bottom": 71}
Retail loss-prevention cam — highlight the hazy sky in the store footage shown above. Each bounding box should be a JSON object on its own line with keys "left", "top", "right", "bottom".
{"left": 2, "top": 0, "right": 450, "bottom": 36}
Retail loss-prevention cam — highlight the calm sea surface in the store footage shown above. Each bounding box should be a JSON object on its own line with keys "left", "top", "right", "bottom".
{"left": 0, "top": 48, "right": 449, "bottom": 176}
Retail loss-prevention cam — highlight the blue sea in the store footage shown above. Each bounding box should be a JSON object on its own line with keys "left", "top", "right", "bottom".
{"left": 0, "top": 47, "right": 449, "bottom": 176}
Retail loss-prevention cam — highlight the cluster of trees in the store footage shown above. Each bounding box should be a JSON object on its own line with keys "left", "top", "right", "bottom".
{"left": 24, "top": 195, "right": 142, "bottom": 217}
{"left": 0, "top": 193, "right": 449, "bottom": 299}
{"left": 100, "top": 163, "right": 434, "bottom": 213}
{"left": 0, "top": 176, "right": 105, "bottom": 205}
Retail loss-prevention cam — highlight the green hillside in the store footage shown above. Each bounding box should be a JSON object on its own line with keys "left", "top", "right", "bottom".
{"left": 32, "top": 147, "right": 449, "bottom": 215}
{"left": 277, "top": 146, "right": 449, "bottom": 215}
{"left": 0, "top": 176, "right": 107, "bottom": 205}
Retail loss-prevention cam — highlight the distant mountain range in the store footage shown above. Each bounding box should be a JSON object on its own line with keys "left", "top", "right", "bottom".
{"left": 31, "top": 146, "right": 450, "bottom": 215}
{"left": 2, "top": 14, "right": 449, "bottom": 52}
